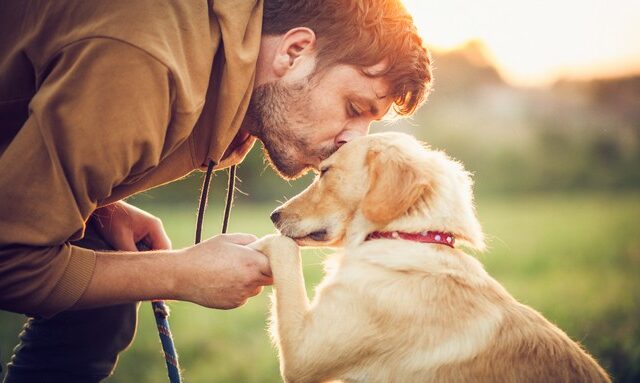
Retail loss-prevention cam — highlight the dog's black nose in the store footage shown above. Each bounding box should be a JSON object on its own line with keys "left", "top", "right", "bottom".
{"left": 270, "top": 211, "right": 281, "bottom": 224}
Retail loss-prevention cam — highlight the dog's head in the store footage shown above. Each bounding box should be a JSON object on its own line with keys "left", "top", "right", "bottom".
{"left": 271, "top": 132, "right": 485, "bottom": 250}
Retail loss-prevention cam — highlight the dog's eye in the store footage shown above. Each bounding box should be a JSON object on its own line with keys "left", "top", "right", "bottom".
{"left": 320, "top": 166, "right": 331, "bottom": 177}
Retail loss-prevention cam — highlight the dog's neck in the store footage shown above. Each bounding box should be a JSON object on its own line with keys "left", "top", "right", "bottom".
{"left": 345, "top": 198, "right": 453, "bottom": 249}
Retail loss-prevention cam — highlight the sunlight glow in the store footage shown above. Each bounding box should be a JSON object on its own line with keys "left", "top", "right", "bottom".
{"left": 403, "top": 0, "right": 640, "bottom": 86}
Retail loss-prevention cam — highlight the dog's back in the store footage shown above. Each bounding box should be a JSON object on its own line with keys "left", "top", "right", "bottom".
{"left": 434, "top": 303, "right": 611, "bottom": 382}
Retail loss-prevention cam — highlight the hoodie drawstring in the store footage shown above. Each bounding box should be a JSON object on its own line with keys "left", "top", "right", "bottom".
{"left": 221, "top": 164, "right": 236, "bottom": 234}
{"left": 196, "top": 161, "right": 236, "bottom": 243}
{"left": 195, "top": 161, "right": 215, "bottom": 244}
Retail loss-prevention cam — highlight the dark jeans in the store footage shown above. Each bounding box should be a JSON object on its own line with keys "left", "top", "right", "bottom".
{"left": 2, "top": 225, "right": 139, "bottom": 383}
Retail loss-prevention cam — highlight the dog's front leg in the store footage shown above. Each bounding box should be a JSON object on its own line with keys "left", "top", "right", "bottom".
{"left": 250, "top": 235, "right": 312, "bottom": 381}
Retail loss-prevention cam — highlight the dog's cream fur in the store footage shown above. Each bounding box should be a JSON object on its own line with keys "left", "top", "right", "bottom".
{"left": 251, "top": 132, "right": 610, "bottom": 383}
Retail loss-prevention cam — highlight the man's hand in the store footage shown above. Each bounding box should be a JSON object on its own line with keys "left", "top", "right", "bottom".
{"left": 77, "top": 202, "right": 271, "bottom": 311}
{"left": 177, "top": 233, "right": 273, "bottom": 309}
{"left": 92, "top": 201, "right": 172, "bottom": 251}
{"left": 74, "top": 232, "right": 273, "bottom": 311}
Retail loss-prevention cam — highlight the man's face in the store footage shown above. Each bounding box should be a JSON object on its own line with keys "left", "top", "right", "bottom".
{"left": 246, "top": 64, "right": 392, "bottom": 179}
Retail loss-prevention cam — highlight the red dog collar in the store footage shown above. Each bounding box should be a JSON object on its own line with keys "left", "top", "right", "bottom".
{"left": 365, "top": 231, "right": 455, "bottom": 248}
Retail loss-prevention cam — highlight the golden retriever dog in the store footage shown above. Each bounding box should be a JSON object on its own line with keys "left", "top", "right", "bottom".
{"left": 250, "top": 132, "right": 610, "bottom": 383}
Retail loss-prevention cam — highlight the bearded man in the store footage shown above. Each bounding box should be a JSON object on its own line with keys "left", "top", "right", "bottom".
{"left": 0, "top": 0, "right": 431, "bottom": 381}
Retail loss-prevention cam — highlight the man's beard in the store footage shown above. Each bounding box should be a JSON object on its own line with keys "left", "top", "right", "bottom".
{"left": 245, "top": 79, "right": 337, "bottom": 179}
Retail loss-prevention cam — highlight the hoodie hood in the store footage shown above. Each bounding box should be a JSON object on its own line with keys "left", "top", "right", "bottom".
{"left": 192, "top": 0, "right": 263, "bottom": 168}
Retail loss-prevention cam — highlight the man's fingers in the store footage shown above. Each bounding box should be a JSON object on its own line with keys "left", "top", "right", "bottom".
{"left": 148, "top": 226, "right": 172, "bottom": 250}
{"left": 259, "top": 263, "right": 272, "bottom": 278}
{"left": 221, "top": 233, "right": 259, "bottom": 245}
{"left": 116, "top": 232, "right": 139, "bottom": 252}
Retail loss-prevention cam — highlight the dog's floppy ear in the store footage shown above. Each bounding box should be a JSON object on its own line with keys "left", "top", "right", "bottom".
{"left": 361, "top": 147, "right": 430, "bottom": 224}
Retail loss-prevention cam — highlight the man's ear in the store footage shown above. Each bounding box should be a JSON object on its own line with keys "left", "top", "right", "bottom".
{"left": 361, "top": 148, "right": 431, "bottom": 225}
{"left": 273, "top": 27, "right": 316, "bottom": 78}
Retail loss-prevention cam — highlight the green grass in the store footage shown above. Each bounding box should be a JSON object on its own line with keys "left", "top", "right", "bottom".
{"left": 1, "top": 193, "right": 639, "bottom": 382}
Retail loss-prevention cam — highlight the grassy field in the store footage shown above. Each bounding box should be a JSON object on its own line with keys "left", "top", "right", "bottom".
{"left": 1, "top": 193, "right": 639, "bottom": 382}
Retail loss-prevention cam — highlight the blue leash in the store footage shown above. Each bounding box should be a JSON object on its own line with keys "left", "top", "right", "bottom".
{"left": 137, "top": 241, "right": 182, "bottom": 383}
{"left": 152, "top": 300, "right": 181, "bottom": 383}
{"left": 139, "top": 162, "right": 236, "bottom": 383}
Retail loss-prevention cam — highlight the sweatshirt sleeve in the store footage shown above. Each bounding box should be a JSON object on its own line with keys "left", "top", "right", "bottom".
{"left": 0, "top": 38, "right": 172, "bottom": 317}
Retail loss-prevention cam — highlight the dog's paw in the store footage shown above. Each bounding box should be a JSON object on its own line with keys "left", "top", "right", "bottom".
{"left": 249, "top": 234, "right": 299, "bottom": 259}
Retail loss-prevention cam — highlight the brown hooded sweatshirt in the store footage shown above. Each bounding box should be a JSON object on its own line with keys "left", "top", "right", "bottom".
{"left": 0, "top": 0, "right": 263, "bottom": 317}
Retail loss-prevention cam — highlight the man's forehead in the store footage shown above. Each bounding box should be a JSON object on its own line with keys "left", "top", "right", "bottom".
{"left": 316, "top": 63, "right": 389, "bottom": 93}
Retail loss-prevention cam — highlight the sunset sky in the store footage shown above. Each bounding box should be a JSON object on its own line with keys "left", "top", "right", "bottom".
{"left": 403, "top": 0, "right": 640, "bottom": 86}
